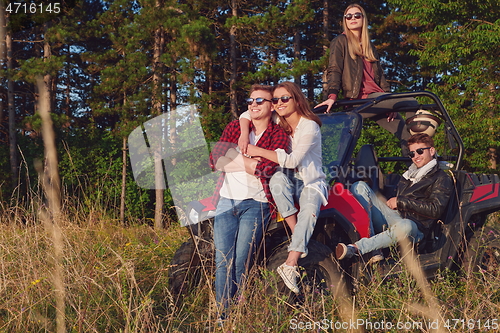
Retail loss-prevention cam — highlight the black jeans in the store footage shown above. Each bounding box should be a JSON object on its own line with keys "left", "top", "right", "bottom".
{"left": 360, "top": 92, "right": 419, "bottom": 156}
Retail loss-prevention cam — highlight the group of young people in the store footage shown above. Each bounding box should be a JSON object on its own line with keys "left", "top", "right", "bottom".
{"left": 208, "top": 3, "right": 453, "bottom": 320}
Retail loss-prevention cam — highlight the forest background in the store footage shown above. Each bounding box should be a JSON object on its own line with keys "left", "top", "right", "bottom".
{"left": 1, "top": 0, "right": 499, "bottom": 226}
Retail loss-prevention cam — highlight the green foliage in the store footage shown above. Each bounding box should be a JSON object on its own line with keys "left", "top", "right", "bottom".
{"left": 57, "top": 129, "right": 164, "bottom": 220}
{"left": 2, "top": 0, "right": 499, "bottom": 221}
{"left": 388, "top": 0, "right": 500, "bottom": 172}
{"left": 15, "top": 56, "right": 65, "bottom": 83}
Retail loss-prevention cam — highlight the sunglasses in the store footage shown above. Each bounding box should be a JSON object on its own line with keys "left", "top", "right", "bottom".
{"left": 344, "top": 12, "right": 363, "bottom": 20}
{"left": 408, "top": 147, "right": 432, "bottom": 158}
{"left": 246, "top": 97, "right": 272, "bottom": 105}
{"left": 271, "top": 96, "right": 293, "bottom": 104}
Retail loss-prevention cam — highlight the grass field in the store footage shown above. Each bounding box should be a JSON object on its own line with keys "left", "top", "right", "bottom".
{"left": 0, "top": 203, "right": 498, "bottom": 332}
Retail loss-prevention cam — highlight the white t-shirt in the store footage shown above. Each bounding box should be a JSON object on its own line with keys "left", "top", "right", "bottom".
{"left": 220, "top": 131, "right": 267, "bottom": 202}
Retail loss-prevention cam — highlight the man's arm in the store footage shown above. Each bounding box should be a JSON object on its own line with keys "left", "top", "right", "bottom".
{"left": 246, "top": 145, "right": 278, "bottom": 163}
{"left": 253, "top": 126, "right": 290, "bottom": 179}
{"left": 215, "top": 148, "right": 259, "bottom": 174}
{"left": 248, "top": 121, "right": 317, "bottom": 169}
{"left": 209, "top": 121, "right": 239, "bottom": 171}
{"left": 397, "top": 172, "right": 453, "bottom": 220}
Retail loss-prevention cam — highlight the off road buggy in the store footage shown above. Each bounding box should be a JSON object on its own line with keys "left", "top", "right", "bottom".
{"left": 168, "top": 91, "right": 500, "bottom": 300}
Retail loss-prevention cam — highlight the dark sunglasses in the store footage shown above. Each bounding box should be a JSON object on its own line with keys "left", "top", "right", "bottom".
{"left": 271, "top": 96, "right": 293, "bottom": 104}
{"left": 344, "top": 12, "right": 363, "bottom": 20}
{"left": 408, "top": 147, "right": 432, "bottom": 158}
{"left": 246, "top": 97, "right": 272, "bottom": 105}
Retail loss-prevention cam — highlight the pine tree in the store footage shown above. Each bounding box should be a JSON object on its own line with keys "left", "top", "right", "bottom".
{"left": 389, "top": 0, "right": 500, "bottom": 171}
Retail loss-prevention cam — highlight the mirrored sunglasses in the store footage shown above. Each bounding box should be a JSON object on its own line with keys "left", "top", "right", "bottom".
{"left": 408, "top": 147, "right": 431, "bottom": 158}
{"left": 271, "top": 96, "right": 293, "bottom": 104}
{"left": 246, "top": 97, "right": 272, "bottom": 105}
{"left": 344, "top": 12, "right": 363, "bottom": 20}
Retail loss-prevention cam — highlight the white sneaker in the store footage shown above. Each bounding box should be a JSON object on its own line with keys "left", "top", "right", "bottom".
{"left": 277, "top": 263, "right": 300, "bottom": 294}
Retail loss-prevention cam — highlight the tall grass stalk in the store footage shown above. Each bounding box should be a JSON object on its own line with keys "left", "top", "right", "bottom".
{"left": 397, "top": 236, "right": 445, "bottom": 332}
{"left": 37, "top": 77, "right": 66, "bottom": 333}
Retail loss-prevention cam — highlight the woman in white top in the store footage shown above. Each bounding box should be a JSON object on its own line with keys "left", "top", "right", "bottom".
{"left": 239, "top": 81, "right": 328, "bottom": 294}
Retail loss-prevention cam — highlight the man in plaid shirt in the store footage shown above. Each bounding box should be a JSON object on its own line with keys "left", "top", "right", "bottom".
{"left": 209, "top": 84, "right": 290, "bottom": 317}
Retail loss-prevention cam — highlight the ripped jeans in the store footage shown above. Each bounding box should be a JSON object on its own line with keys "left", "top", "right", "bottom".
{"left": 351, "top": 181, "right": 424, "bottom": 255}
{"left": 213, "top": 198, "right": 270, "bottom": 310}
{"left": 270, "top": 169, "right": 323, "bottom": 255}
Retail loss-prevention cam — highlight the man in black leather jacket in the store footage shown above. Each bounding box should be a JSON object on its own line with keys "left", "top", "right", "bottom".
{"left": 336, "top": 133, "right": 453, "bottom": 261}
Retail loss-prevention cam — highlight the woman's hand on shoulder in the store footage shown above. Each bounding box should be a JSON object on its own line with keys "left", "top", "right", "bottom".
{"left": 314, "top": 99, "right": 335, "bottom": 113}
{"left": 386, "top": 112, "right": 396, "bottom": 122}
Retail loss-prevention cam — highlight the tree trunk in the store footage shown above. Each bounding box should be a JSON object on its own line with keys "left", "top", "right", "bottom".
{"left": 229, "top": 0, "right": 238, "bottom": 119}
{"left": 488, "top": 84, "right": 497, "bottom": 169}
{"left": 321, "top": 0, "right": 330, "bottom": 100}
{"left": 120, "top": 136, "right": 127, "bottom": 224}
{"left": 293, "top": 30, "right": 301, "bottom": 84}
{"left": 153, "top": 1, "right": 165, "bottom": 229}
{"left": 43, "top": 23, "right": 52, "bottom": 114}
{"left": 38, "top": 75, "right": 66, "bottom": 333}
{"left": 38, "top": 22, "right": 65, "bottom": 332}
{"left": 120, "top": 80, "right": 127, "bottom": 224}
{"left": 0, "top": 7, "right": 4, "bottom": 128}
{"left": 169, "top": 74, "right": 177, "bottom": 143}
{"left": 0, "top": 3, "right": 4, "bottom": 57}
{"left": 154, "top": 158, "right": 164, "bottom": 229}
{"left": 6, "top": 15, "right": 18, "bottom": 188}
{"left": 159, "top": 73, "right": 178, "bottom": 229}
{"left": 65, "top": 45, "right": 71, "bottom": 118}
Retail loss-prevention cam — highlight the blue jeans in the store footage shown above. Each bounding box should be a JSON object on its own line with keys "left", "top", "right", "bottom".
{"left": 213, "top": 198, "right": 270, "bottom": 310}
{"left": 351, "top": 181, "right": 424, "bottom": 255}
{"left": 269, "top": 170, "right": 323, "bottom": 255}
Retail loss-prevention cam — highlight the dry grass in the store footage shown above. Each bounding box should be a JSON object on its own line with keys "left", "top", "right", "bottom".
{"left": 0, "top": 211, "right": 498, "bottom": 332}
{"left": 0, "top": 82, "right": 497, "bottom": 331}
{"left": 0, "top": 216, "right": 189, "bottom": 332}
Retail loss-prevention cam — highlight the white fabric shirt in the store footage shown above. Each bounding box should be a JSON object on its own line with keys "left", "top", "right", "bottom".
{"left": 240, "top": 112, "right": 328, "bottom": 204}
{"left": 220, "top": 130, "right": 267, "bottom": 202}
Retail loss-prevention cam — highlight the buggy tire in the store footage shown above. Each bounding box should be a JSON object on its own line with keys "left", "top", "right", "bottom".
{"left": 265, "top": 240, "right": 346, "bottom": 300}
{"left": 168, "top": 237, "right": 214, "bottom": 302}
{"left": 462, "top": 226, "right": 500, "bottom": 275}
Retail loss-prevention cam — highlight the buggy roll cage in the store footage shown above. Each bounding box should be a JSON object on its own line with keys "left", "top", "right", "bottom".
{"left": 314, "top": 91, "right": 464, "bottom": 171}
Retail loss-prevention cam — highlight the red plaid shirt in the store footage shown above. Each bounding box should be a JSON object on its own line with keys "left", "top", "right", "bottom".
{"left": 209, "top": 119, "right": 290, "bottom": 212}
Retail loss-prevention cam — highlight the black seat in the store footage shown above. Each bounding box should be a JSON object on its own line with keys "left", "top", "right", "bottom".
{"left": 352, "top": 144, "right": 383, "bottom": 192}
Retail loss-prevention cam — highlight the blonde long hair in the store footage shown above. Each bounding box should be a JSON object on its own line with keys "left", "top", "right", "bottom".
{"left": 274, "top": 81, "right": 321, "bottom": 135}
{"left": 343, "top": 4, "right": 377, "bottom": 62}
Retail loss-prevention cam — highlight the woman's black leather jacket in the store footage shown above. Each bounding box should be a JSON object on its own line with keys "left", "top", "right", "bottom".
{"left": 396, "top": 164, "right": 453, "bottom": 236}
{"left": 326, "top": 34, "right": 390, "bottom": 98}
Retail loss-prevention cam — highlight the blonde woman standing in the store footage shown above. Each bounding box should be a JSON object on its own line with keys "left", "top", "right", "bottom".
{"left": 316, "top": 4, "right": 418, "bottom": 155}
